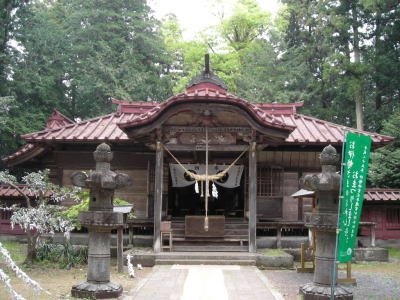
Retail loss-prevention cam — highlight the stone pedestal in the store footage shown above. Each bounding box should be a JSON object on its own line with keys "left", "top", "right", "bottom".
{"left": 70, "top": 143, "right": 131, "bottom": 299}
{"left": 299, "top": 145, "right": 353, "bottom": 300}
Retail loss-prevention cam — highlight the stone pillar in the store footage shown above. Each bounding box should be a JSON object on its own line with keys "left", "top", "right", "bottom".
{"left": 70, "top": 143, "right": 131, "bottom": 299}
{"left": 299, "top": 145, "right": 352, "bottom": 300}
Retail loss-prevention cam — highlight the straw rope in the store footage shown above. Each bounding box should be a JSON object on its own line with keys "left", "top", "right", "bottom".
{"left": 163, "top": 137, "right": 249, "bottom": 232}
{"left": 163, "top": 145, "right": 248, "bottom": 182}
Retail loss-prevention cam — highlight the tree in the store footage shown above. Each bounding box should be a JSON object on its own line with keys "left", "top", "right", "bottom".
{"left": 0, "top": 0, "right": 29, "bottom": 96}
{"left": 1, "top": 0, "right": 175, "bottom": 162}
{"left": 219, "top": 0, "right": 272, "bottom": 52}
{"left": 368, "top": 109, "right": 400, "bottom": 188}
{"left": 0, "top": 170, "right": 79, "bottom": 263}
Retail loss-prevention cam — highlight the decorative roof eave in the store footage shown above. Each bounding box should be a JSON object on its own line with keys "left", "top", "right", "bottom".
{"left": 291, "top": 188, "right": 400, "bottom": 202}
{"left": 364, "top": 189, "right": 400, "bottom": 202}
{"left": 117, "top": 88, "right": 296, "bottom": 139}
{"left": 2, "top": 144, "right": 47, "bottom": 167}
{"left": 45, "top": 108, "right": 75, "bottom": 129}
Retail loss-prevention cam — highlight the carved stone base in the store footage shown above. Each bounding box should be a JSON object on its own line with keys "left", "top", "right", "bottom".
{"left": 71, "top": 281, "right": 122, "bottom": 299}
{"left": 300, "top": 282, "right": 353, "bottom": 300}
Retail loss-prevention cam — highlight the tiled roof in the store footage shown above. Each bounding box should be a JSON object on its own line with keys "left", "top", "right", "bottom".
{"left": 22, "top": 113, "right": 132, "bottom": 142}
{"left": 0, "top": 184, "right": 53, "bottom": 198}
{"left": 273, "top": 114, "right": 392, "bottom": 145}
{"left": 291, "top": 189, "right": 400, "bottom": 202}
{"left": 364, "top": 189, "right": 400, "bottom": 201}
{"left": 2, "top": 143, "right": 46, "bottom": 165}
{"left": 2, "top": 109, "right": 74, "bottom": 164}
{"left": 3, "top": 91, "right": 394, "bottom": 166}
{"left": 19, "top": 98, "right": 393, "bottom": 145}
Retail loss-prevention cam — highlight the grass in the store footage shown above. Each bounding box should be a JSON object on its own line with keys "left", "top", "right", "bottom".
{"left": 387, "top": 247, "right": 400, "bottom": 259}
{"left": 1, "top": 241, "right": 26, "bottom": 263}
{"left": 0, "top": 242, "right": 148, "bottom": 300}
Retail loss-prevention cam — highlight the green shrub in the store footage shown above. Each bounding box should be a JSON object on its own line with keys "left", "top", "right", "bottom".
{"left": 36, "top": 241, "right": 88, "bottom": 269}
{"left": 63, "top": 191, "right": 133, "bottom": 230}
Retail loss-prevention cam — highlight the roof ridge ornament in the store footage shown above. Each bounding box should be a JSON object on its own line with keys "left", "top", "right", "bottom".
{"left": 186, "top": 54, "right": 228, "bottom": 91}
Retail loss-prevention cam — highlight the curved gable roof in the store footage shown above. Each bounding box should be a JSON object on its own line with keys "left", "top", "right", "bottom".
{"left": 117, "top": 87, "right": 296, "bottom": 135}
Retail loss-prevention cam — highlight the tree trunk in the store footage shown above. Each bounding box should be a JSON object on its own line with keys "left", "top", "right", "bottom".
{"left": 25, "top": 233, "right": 38, "bottom": 264}
{"left": 352, "top": 4, "right": 364, "bottom": 130}
{"left": 374, "top": 11, "right": 383, "bottom": 110}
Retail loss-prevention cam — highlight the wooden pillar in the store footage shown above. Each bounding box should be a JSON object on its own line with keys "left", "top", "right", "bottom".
{"left": 153, "top": 141, "right": 164, "bottom": 252}
{"left": 117, "top": 227, "right": 123, "bottom": 273}
{"left": 248, "top": 142, "right": 257, "bottom": 253}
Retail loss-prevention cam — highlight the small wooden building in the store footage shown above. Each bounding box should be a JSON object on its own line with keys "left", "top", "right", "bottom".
{"left": 361, "top": 189, "right": 400, "bottom": 240}
{"left": 0, "top": 184, "right": 38, "bottom": 235}
{"left": 2, "top": 65, "right": 394, "bottom": 252}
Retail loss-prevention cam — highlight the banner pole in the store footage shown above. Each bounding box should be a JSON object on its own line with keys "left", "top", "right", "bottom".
{"left": 331, "top": 131, "right": 347, "bottom": 300}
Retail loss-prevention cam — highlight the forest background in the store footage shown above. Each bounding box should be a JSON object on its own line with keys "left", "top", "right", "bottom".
{"left": 0, "top": 0, "right": 399, "bottom": 188}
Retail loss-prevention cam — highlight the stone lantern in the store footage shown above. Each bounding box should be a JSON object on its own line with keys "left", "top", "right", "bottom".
{"left": 299, "top": 145, "right": 352, "bottom": 299}
{"left": 70, "top": 143, "right": 131, "bottom": 299}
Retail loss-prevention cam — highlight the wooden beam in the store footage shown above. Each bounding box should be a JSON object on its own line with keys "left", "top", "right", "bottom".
{"left": 165, "top": 144, "right": 249, "bottom": 152}
{"left": 153, "top": 141, "right": 164, "bottom": 252}
{"left": 248, "top": 142, "right": 257, "bottom": 252}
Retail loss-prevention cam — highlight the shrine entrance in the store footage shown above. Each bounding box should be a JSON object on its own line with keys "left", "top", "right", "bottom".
{"left": 167, "top": 153, "right": 246, "bottom": 218}
{"left": 162, "top": 147, "right": 249, "bottom": 252}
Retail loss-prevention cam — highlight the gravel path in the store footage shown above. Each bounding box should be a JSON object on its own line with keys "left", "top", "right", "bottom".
{"left": 263, "top": 270, "right": 400, "bottom": 300}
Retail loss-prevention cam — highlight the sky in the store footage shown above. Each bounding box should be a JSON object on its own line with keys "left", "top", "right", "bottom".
{"left": 149, "top": 0, "right": 280, "bottom": 40}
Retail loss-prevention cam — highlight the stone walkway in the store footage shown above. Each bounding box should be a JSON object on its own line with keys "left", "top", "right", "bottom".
{"left": 124, "top": 265, "right": 284, "bottom": 300}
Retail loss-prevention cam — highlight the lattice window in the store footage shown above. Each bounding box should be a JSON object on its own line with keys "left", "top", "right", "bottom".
{"left": 257, "top": 165, "right": 283, "bottom": 197}
{"left": 386, "top": 208, "right": 400, "bottom": 229}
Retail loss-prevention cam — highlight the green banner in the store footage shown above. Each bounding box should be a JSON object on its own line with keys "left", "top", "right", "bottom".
{"left": 338, "top": 132, "right": 371, "bottom": 263}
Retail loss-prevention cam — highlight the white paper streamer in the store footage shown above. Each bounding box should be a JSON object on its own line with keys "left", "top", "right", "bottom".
{"left": 126, "top": 254, "right": 135, "bottom": 278}
{"left": 195, "top": 181, "right": 199, "bottom": 194}
{"left": 212, "top": 182, "right": 218, "bottom": 198}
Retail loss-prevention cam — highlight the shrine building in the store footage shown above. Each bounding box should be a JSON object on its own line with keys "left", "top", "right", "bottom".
{"left": 2, "top": 59, "right": 394, "bottom": 252}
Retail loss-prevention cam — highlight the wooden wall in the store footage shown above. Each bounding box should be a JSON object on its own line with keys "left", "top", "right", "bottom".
{"left": 361, "top": 204, "right": 400, "bottom": 240}
{"left": 51, "top": 149, "right": 323, "bottom": 222}
{"left": 257, "top": 151, "right": 321, "bottom": 170}
{"left": 257, "top": 151, "right": 320, "bottom": 221}
{"left": 58, "top": 151, "right": 154, "bottom": 218}
{"left": 282, "top": 172, "right": 300, "bottom": 221}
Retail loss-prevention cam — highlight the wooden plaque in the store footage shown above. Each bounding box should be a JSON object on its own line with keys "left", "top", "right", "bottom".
{"left": 185, "top": 216, "right": 225, "bottom": 237}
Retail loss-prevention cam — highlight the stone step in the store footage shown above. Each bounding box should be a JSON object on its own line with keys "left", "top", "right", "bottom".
{"left": 156, "top": 252, "right": 255, "bottom": 260}
{"left": 170, "top": 229, "right": 248, "bottom": 235}
{"left": 155, "top": 258, "right": 255, "bottom": 265}
{"left": 172, "top": 236, "right": 248, "bottom": 241}
{"left": 172, "top": 245, "right": 249, "bottom": 252}
{"left": 171, "top": 222, "right": 248, "bottom": 228}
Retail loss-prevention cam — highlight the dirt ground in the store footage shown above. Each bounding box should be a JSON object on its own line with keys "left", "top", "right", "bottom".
{"left": 1, "top": 263, "right": 152, "bottom": 300}
{"left": 264, "top": 261, "right": 400, "bottom": 300}
{"left": 2, "top": 243, "right": 400, "bottom": 300}
{"left": 0, "top": 242, "right": 151, "bottom": 300}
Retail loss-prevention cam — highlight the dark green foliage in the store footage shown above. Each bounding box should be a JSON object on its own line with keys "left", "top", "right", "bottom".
{"left": 36, "top": 241, "right": 88, "bottom": 269}
{"left": 1, "top": 0, "right": 173, "bottom": 162}
{"left": 369, "top": 109, "right": 400, "bottom": 188}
